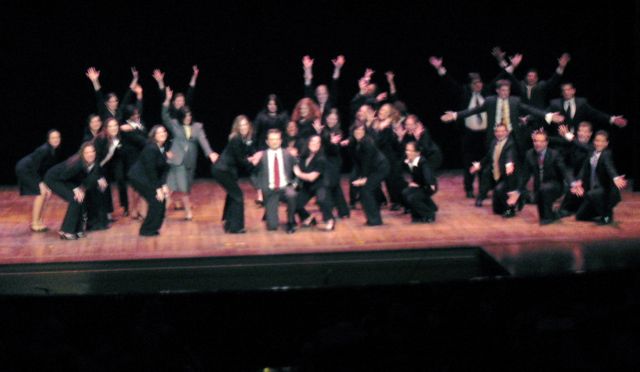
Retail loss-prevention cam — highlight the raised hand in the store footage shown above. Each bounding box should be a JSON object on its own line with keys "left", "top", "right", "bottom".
{"left": 491, "top": 46, "right": 506, "bottom": 62}
{"left": 509, "top": 53, "right": 523, "bottom": 69}
{"left": 152, "top": 69, "right": 165, "bottom": 83}
{"left": 375, "top": 92, "right": 388, "bottom": 102}
{"left": 428, "top": 56, "right": 443, "bottom": 69}
{"left": 558, "top": 53, "right": 571, "bottom": 68}
{"left": 385, "top": 71, "right": 395, "bottom": 83}
{"left": 330, "top": 133, "right": 342, "bottom": 144}
{"left": 132, "top": 84, "right": 143, "bottom": 97}
{"left": 414, "top": 123, "right": 425, "bottom": 139}
{"left": 363, "top": 68, "right": 374, "bottom": 79}
{"left": 85, "top": 67, "right": 100, "bottom": 81}
{"left": 358, "top": 78, "right": 368, "bottom": 93}
{"left": 332, "top": 55, "right": 345, "bottom": 68}
{"left": 312, "top": 118, "right": 324, "bottom": 134}
{"left": 393, "top": 124, "right": 406, "bottom": 139}
{"left": 192, "top": 65, "right": 199, "bottom": 78}
{"left": 611, "top": 116, "right": 628, "bottom": 127}
{"left": 131, "top": 66, "right": 139, "bottom": 80}
{"left": 302, "top": 55, "right": 314, "bottom": 70}
{"left": 164, "top": 86, "right": 173, "bottom": 102}
{"left": 440, "top": 111, "right": 456, "bottom": 122}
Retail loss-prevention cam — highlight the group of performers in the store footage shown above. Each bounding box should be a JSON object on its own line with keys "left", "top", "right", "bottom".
{"left": 15, "top": 47, "right": 630, "bottom": 239}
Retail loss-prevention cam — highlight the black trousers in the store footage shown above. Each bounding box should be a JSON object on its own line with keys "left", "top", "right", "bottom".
{"left": 129, "top": 179, "right": 166, "bottom": 235}
{"left": 535, "top": 181, "right": 563, "bottom": 221}
{"left": 296, "top": 186, "right": 334, "bottom": 222}
{"left": 478, "top": 170, "right": 517, "bottom": 215}
{"left": 330, "top": 181, "right": 350, "bottom": 218}
{"left": 462, "top": 128, "right": 486, "bottom": 193}
{"left": 384, "top": 157, "right": 407, "bottom": 205}
{"left": 401, "top": 187, "right": 437, "bottom": 220}
{"left": 85, "top": 185, "right": 110, "bottom": 229}
{"left": 213, "top": 169, "right": 245, "bottom": 232}
{"left": 114, "top": 157, "right": 129, "bottom": 211}
{"left": 576, "top": 188, "right": 618, "bottom": 221}
{"left": 46, "top": 180, "right": 84, "bottom": 234}
{"left": 359, "top": 160, "right": 390, "bottom": 225}
{"left": 560, "top": 191, "right": 582, "bottom": 213}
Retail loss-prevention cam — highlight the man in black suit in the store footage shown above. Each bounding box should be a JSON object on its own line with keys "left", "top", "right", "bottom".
{"left": 441, "top": 79, "right": 565, "bottom": 159}
{"left": 429, "top": 56, "right": 491, "bottom": 198}
{"left": 519, "top": 130, "right": 576, "bottom": 225}
{"left": 303, "top": 55, "right": 344, "bottom": 119}
{"left": 546, "top": 82, "right": 628, "bottom": 137}
{"left": 573, "top": 130, "right": 627, "bottom": 225}
{"left": 556, "top": 122, "right": 595, "bottom": 217}
{"left": 401, "top": 141, "right": 438, "bottom": 223}
{"left": 254, "top": 129, "right": 298, "bottom": 233}
{"left": 470, "top": 124, "right": 519, "bottom": 217}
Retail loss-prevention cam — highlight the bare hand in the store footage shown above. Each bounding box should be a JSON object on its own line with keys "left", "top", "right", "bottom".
{"left": 131, "top": 66, "right": 139, "bottom": 80}
{"left": 351, "top": 178, "right": 367, "bottom": 187}
{"left": 385, "top": 71, "right": 395, "bottom": 83}
{"left": 73, "top": 188, "right": 85, "bottom": 203}
{"left": 293, "top": 165, "right": 302, "bottom": 178}
{"left": 571, "top": 184, "right": 584, "bottom": 197}
{"left": 510, "top": 53, "right": 523, "bottom": 68}
{"left": 469, "top": 162, "right": 481, "bottom": 174}
{"left": 97, "top": 177, "right": 108, "bottom": 192}
{"left": 612, "top": 116, "right": 628, "bottom": 128}
{"left": 332, "top": 55, "right": 345, "bottom": 68}
{"left": 85, "top": 67, "right": 100, "bottom": 81}
{"left": 408, "top": 182, "right": 419, "bottom": 188}
{"left": 491, "top": 46, "right": 506, "bottom": 62}
{"left": 614, "top": 175, "right": 627, "bottom": 190}
{"left": 441, "top": 111, "right": 456, "bottom": 122}
{"left": 165, "top": 86, "right": 173, "bottom": 102}
{"left": 166, "top": 150, "right": 174, "bottom": 160}
{"left": 192, "top": 65, "right": 199, "bottom": 78}
{"left": 302, "top": 55, "right": 314, "bottom": 69}
{"left": 120, "top": 124, "right": 133, "bottom": 132}
{"left": 506, "top": 191, "right": 520, "bottom": 207}
{"left": 248, "top": 151, "right": 263, "bottom": 166}
{"left": 428, "top": 56, "right": 443, "bottom": 69}
{"left": 505, "top": 163, "right": 515, "bottom": 175}
{"left": 558, "top": 124, "right": 569, "bottom": 137}
{"left": 330, "top": 133, "right": 342, "bottom": 144}
{"left": 209, "top": 152, "right": 219, "bottom": 163}
{"left": 375, "top": 92, "right": 388, "bottom": 102}
{"left": 312, "top": 118, "right": 324, "bottom": 133}
{"left": 558, "top": 53, "right": 571, "bottom": 68}
{"left": 339, "top": 139, "right": 350, "bottom": 147}
{"left": 39, "top": 182, "right": 51, "bottom": 197}
{"left": 551, "top": 113, "right": 565, "bottom": 124}
{"left": 287, "top": 146, "right": 299, "bottom": 158}
{"left": 414, "top": 123, "right": 425, "bottom": 139}
{"left": 132, "top": 84, "right": 143, "bottom": 96}
{"left": 519, "top": 116, "right": 529, "bottom": 125}
{"left": 364, "top": 68, "right": 374, "bottom": 79}
{"left": 156, "top": 188, "right": 165, "bottom": 202}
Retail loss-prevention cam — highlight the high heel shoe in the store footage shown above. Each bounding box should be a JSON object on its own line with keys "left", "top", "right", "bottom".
{"left": 30, "top": 225, "right": 48, "bottom": 233}
{"left": 302, "top": 217, "right": 317, "bottom": 228}
{"left": 59, "top": 231, "right": 78, "bottom": 240}
{"left": 322, "top": 219, "right": 336, "bottom": 231}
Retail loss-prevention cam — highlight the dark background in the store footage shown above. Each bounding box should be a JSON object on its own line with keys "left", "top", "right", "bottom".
{"left": 2, "top": 1, "right": 638, "bottom": 186}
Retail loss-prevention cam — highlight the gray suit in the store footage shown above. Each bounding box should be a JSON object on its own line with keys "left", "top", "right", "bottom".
{"left": 162, "top": 106, "right": 214, "bottom": 192}
{"left": 256, "top": 148, "right": 298, "bottom": 230}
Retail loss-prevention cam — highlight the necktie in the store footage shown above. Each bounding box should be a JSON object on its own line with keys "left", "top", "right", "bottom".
{"left": 590, "top": 152, "right": 599, "bottom": 189}
{"left": 538, "top": 152, "right": 545, "bottom": 180}
{"left": 492, "top": 140, "right": 504, "bottom": 181}
{"left": 527, "top": 86, "right": 533, "bottom": 100}
{"left": 184, "top": 125, "right": 191, "bottom": 140}
{"left": 273, "top": 152, "right": 280, "bottom": 190}
{"left": 501, "top": 99, "right": 511, "bottom": 131}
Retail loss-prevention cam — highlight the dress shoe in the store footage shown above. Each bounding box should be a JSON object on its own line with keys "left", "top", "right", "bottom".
{"left": 539, "top": 218, "right": 557, "bottom": 225}
{"left": 502, "top": 209, "right": 516, "bottom": 218}
{"left": 301, "top": 217, "right": 317, "bottom": 228}
{"left": 59, "top": 232, "right": 78, "bottom": 240}
{"left": 76, "top": 231, "right": 87, "bottom": 238}
{"left": 227, "top": 228, "right": 246, "bottom": 234}
{"left": 122, "top": 209, "right": 129, "bottom": 217}
{"left": 286, "top": 223, "right": 296, "bottom": 234}
{"left": 475, "top": 199, "right": 483, "bottom": 207}
{"left": 390, "top": 203, "right": 402, "bottom": 211}
{"left": 556, "top": 209, "right": 572, "bottom": 218}
{"left": 365, "top": 221, "right": 383, "bottom": 226}
{"left": 140, "top": 231, "right": 160, "bottom": 237}
{"left": 596, "top": 216, "right": 613, "bottom": 225}
{"left": 322, "top": 219, "right": 336, "bottom": 231}
{"left": 466, "top": 191, "right": 475, "bottom": 199}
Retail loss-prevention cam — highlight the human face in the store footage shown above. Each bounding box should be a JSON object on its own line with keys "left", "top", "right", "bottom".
{"left": 405, "top": 143, "right": 419, "bottom": 162}
{"left": 308, "top": 136, "right": 321, "bottom": 154}
{"left": 404, "top": 117, "right": 417, "bottom": 133}
{"left": 106, "top": 119, "right": 119, "bottom": 137}
{"left": 325, "top": 112, "right": 339, "bottom": 128}
{"left": 494, "top": 125, "right": 508, "bottom": 141}
{"left": 48, "top": 131, "right": 61, "bottom": 149}
{"left": 173, "top": 95, "right": 185, "bottom": 109}
{"left": 299, "top": 103, "right": 310, "bottom": 119}
{"left": 561, "top": 85, "right": 576, "bottom": 101}
{"left": 377, "top": 105, "right": 391, "bottom": 120}
{"left": 526, "top": 71, "right": 539, "bottom": 86}
{"left": 577, "top": 125, "right": 593, "bottom": 144}
{"left": 106, "top": 96, "right": 118, "bottom": 112}
{"left": 267, "top": 99, "right": 277, "bottom": 114}
{"left": 238, "top": 119, "right": 250, "bottom": 137}
{"left": 471, "top": 79, "right": 483, "bottom": 93}
{"left": 83, "top": 145, "right": 97, "bottom": 164}
{"left": 365, "top": 83, "right": 377, "bottom": 96}
{"left": 155, "top": 127, "right": 168, "bottom": 146}
{"left": 89, "top": 116, "right": 102, "bottom": 133}
{"left": 593, "top": 134, "right": 609, "bottom": 152}
{"left": 353, "top": 126, "right": 366, "bottom": 141}
{"left": 496, "top": 85, "right": 510, "bottom": 99}
{"left": 266, "top": 132, "right": 282, "bottom": 150}
{"left": 183, "top": 112, "right": 193, "bottom": 126}
{"left": 532, "top": 133, "right": 548, "bottom": 153}
{"left": 315, "top": 85, "right": 329, "bottom": 104}
{"left": 286, "top": 121, "right": 298, "bottom": 137}
{"left": 129, "top": 109, "right": 140, "bottom": 123}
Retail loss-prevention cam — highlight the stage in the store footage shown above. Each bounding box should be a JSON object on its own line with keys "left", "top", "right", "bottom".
{"left": 1, "top": 172, "right": 639, "bottom": 295}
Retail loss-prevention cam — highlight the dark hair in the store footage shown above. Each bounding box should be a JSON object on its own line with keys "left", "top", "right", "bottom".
{"left": 301, "top": 134, "right": 324, "bottom": 159}
{"left": 468, "top": 72, "right": 482, "bottom": 83}
{"left": 77, "top": 141, "right": 96, "bottom": 164}
{"left": 148, "top": 125, "right": 167, "bottom": 144}
{"left": 175, "top": 106, "right": 192, "bottom": 124}
{"left": 594, "top": 130, "right": 609, "bottom": 141}
{"left": 105, "top": 92, "right": 118, "bottom": 103}
{"left": 123, "top": 104, "right": 139, "bottom": 120}
{"left": 86, "top": 114, "right": 101, "bottom": 126}
{"left": 561, "top": 82, "right": 575, "bottom": 90}
{"left": 266, "top": 128, "right": 282, "bottom": 138}
{"left": 405, "top": 140, "right": 422, "bottom": 153}
{"left": 494, "top": 123, "right": 508, "bottom": 130}
{"left": 496, "top": 79, "right": 511, "bottom": 89}
{"left": 264, "top": 94, "right": 283, "bottom": 113}
{"left": 526, "top": 68, "right": 539, "bottom": 75}
{"left": 578, "top": 121, "right": 593, "bottom": 131}
{"left": 532, "top": 128, "right": 548, "bottom": 140}
{"left": 47, "top": 128, "right": 61, "bottom": 139}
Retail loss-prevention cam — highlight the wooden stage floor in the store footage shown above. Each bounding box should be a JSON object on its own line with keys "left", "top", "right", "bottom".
{"left": 1, "top": 172, "right": 639, "bottom": 275}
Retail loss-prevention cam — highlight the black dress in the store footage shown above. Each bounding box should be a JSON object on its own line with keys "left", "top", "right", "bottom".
{"left": 15, "top": 143, "right": 59, "bottom": 196}
{"left": 295, "top": 152, "right": 334, "bottom": 223}
{"left": 254, "top": 110, "right": 289, "bottom": 149}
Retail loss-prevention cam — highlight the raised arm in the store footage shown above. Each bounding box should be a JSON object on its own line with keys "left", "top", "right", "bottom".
{"left": 186, "top": 65, "right": 198, "bottom": 107}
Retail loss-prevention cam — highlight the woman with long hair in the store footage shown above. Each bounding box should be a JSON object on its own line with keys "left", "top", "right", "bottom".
{"left": 211, "top": 115, "right": 258, "bottom": 233}
{"left": 83, "top": 114, "right": 103, "bottom": 142}
{"left": 321, "top": 109, "right": 350, "bottom": 218}
{"left": 161, "top": 87, "right": 218, "bottom": 220}
{"left": 294, "top": 135, "right": 336, "bottom": 231}
{"left": 254, "top": 94, "right": 289, "bottom": 149}
{"left": 15, "top": 129, "right": 62, "bottom": 232}
{"left": 291, "top": 97, "right": 320, "bottom": 139}
{"left": 44, "top": 141, "right": 104, "bottom": 240}
{"left": 127, "top": 125, "right": 170, "bottom": 236}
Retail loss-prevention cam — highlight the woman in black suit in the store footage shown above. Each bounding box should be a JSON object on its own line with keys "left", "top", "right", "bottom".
{"left": 212, "top": 115, "right": 257, "bottom": 233}
{"left": 127, "top": 125, "right": 170, "bottom": 236}
{"left": 254, "top": 94, "right": 289, "bottom": 149}
{"left": 294, "top": 135, "right": 336, "bottom": 231}
{"left": 291, "top": 97, "right": 321, "bottom": 140}
{"left": 349, "top": 124, "right": 390, "bottom": 226}
{"left": 321, "top": 109, "right": 350, "bottom": 218}
{"left": 44, "top": 142, "right": 104, "bottom": 240}
{"left": 15, "top": 129, "right": 62, "bottom": 232}
{"left": 83, "top": 114, "right": 103, "bottom": 142}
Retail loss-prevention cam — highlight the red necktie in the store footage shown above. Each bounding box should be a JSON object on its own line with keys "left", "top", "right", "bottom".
{"left": 273, "top": 153, "right": 280, "bottom": 189}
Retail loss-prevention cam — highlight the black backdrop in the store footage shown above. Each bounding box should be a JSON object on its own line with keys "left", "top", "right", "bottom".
{"left": 2, "top": 1, "right": 638, "bottom": 186}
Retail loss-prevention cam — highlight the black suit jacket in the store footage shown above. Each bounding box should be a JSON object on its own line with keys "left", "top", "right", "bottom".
{"left": 128, "top": 143, "right": 169, "bottom": 189}
{"left": 547, "top": 97, "right": 611, "bottom": 134}
{"left": 501, "top": 71, "right": 561, "bottom": 109}
{"left": 521, "top": 148, "right": 573, "bottom": 191}
{"left": 16, "top": 143, "right": 59, "bottom": 185}
{"left": 304, "top": 78, "right": 339, "bottom": 119}
{"left": 119, "top": 126, "right": 148, "bottom": 167}
{"left": 213, "top": 136, "right": 256, "bottom": 178}
{"left": 406, "top": 157, "right": 438, "bottom": 195}
{"left": 350, "top": 137, "right": 387, "bottom": 178}
{"left": 94, "top": 88, "right": 136, "bottom": 123}
{"left": 577, "top": 149, "right": 621, "bottom": 206}
{"left": 44, "top": 155, "right": 101, "bottom": 191}
{"left": 480, "top": 137, "right": 517, "bottom": 182}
